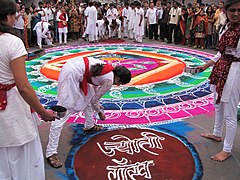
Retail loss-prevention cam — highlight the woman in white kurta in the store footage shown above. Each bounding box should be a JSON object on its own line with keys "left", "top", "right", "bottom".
{"left": 46, "top": 57, "right": 131, "bottom": 168}
{"left": 199, "top": 0, "right": 240, "bottom": 162}
{"left": 0, "top": 0, "right": 56, "bottom": 179}
{"left": 134, "top": 2, "right": 144, "bottom": 43}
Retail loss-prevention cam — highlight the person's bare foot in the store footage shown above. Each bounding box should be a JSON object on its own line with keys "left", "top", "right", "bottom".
{"left": 211, "top": 151, "right": 231, "bottom": 162}
{"left": 201, "top": 133, "right": 222, "bottom": 142}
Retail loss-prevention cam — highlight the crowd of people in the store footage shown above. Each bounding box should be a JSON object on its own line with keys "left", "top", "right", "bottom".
{"left": 14, "top": 0, "right": 228, "bottom": 49}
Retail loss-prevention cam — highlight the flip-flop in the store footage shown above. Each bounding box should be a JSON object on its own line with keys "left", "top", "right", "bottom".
{"left": 46, "top": 154, "right": 63, "bottom": 168}
{"left": 83, "top": 124, "right": 103, "bottom": 132}
{"left": 201, "top": 133, "right": 222, "bottom": 142}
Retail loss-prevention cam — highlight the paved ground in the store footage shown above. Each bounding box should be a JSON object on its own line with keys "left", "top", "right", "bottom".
{"left": 31, "top": 38, "right": 240, "bottom": 180}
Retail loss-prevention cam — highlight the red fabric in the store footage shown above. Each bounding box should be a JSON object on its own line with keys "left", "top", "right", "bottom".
{"left": 58, "top": 12, "right": 68, "bottom": 28}
{"left": 0, "top": 83, "right": 15, "bottom": 110}
{"left": 209, "top": 24, "right": 240, "bottom": 104}
{"left": 80, "top": 57, "right": 114, "bottom": 96}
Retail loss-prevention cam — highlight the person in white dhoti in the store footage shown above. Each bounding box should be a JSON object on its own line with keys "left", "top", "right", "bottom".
{"left": 122, "top": 2, "right": 130, "bottom": 38}
{"left": 109, "top": 19, "right": 122, "bottom": 39}
{"left": 46, "top": 57, "right": 131, "bottom": 168}
{"left": 134, "top": 2, "right": 144, "bottom": 43}
{"left": 82, "top": 5, "right": 90, "bottom": 40}
{"left": 84, "top": 2, "right": 98, "bottom": 42}
{"left": 33, "top": 21, "right": 54, "bottom": 49}
{"left": 127, "top": 3, "right": 136, "bottom": 40}
{"left": 0, "top": 1, "right": 57, "bottom": 179}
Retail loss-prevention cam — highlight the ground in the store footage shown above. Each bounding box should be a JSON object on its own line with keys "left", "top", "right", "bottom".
{"left": 28, "top": 38, "right": 240, "bottom": 180}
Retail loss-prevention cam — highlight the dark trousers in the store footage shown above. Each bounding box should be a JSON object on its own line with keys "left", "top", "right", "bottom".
{"left": 148, "top": 24, "right": 158, "bottom": 40}
{"left": 168, "top": 23, "right": 178, "bottom": 43}
{"left": 160, "top": 22, "right": 168, "bottom": 41}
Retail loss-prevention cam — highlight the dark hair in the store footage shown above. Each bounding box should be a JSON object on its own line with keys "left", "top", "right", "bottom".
{"left": 90, "top": 63, "right": 104, "bottom": 76}
{"left": 225, "top": 0, "right": 239, "bottom": 11}
{"left": 113, "top": 66, "right": 131, "bottom": 84}
{"left": 0, "top": 0, "right": 16, "bottom": 34}
{"left": 90, "top": 64, "right": 131, "bottom": 84}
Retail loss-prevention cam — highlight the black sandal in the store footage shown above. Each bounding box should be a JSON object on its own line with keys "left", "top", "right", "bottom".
{"left": 46, "top": 154, "right": 63, "bottom": 168}
{"left": 83, "top": 124, "right": 103, "bottom": 132}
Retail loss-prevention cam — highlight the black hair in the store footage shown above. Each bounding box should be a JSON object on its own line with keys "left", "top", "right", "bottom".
{"left": 90, "top": 63, "right": 104, "bottom": 76}
{"left": 90, "top": 64, "right": 131, "bottom": 84}
{"left": 112, "top": 66, "right": 131, "bottom": 84}
{"left": 225, "top": 0, "right": 239, "bottom": 11}
{"left": 0, "top": 0, "right": 16, "bottom": 35}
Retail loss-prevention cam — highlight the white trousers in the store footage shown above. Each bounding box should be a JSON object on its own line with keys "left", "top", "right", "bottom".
{"left": 46, "top": 104, "right": 95, "bottom": 158}
{"left": 36, "top": 29, "right": 52, "bottom": 48}
{"left": 212, "top": 71, "right": 240, "bottom": 152}
{"left": 129, "top": 29, "right": 134, "bottom": 39}
{"left": 58, "top": 32, "right": 67, "bottom": 44}
{"left": 0, "top": 114, "right": 45, "bottom": 180}
{"left": 123, "top": 20, "right": 128, "bottom": 37}
{"left": 135, "top": 35, "right": 143, "bottom": 43}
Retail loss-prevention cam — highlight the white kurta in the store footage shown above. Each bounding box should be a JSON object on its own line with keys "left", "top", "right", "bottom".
{"left": 33, "top": 21, "right": 52, "bottom": 48}
{"left": 134, "top": 7, "right": 144, "bottom": 41}
{"left": 46, "top": 57, "right": 114, "bottom": 158}
{"left": 106, "top": 8, "right": 118, "bottom": 24}
{"left": 127, "top": 7, "right": 135, "bottom": 30}
{"left": 85, "top": 6, "right": 98, "bottom": 41}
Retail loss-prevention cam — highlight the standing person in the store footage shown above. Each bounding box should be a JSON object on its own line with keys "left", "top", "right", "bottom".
{"left": 85, "top": 2, "right": 98, "bottom": 43}
{"left": 167, "top": 1, "right": 181, "bottom": 44}
{"left": 193, "top": 9, "right": 208, "bottom": 49}
{"left": 56, "top": 6, "right": 68, "bottom": 45}
{"left": 127, "top": 3, "right": 135, "bottom": 40}
{"left": 122, "top": 2, "right": 130, "bottom": 38}
{"left": 134, "top": 2, "right": 144, "bottom": 43}
{"left": 145, "top": 2, "right": 158, "bottom": 40}
{"left": 200, "top": 0, "right": 240, "bottom": 162}
{"left": 46, "top": 57, "right": 131, "bottom": 168}
{"left": 0, "top": 0, "right": 57, "bottom": 179}
{"left": 179, "top": 7, "right": 188, "bottom": 45}
{"left": 206, "top": 5, "right": 214, "bottom": 48}
{"left": 185, "top": 7, "right": 194, "bottom": 46}
{"left": 13, "top": 3, "right": 24, "bottom": 40}
{"left": 159, "top": 2, "right": 171, "bottom": 42}
{"left": 69, "top": 5, "right": 80, "bottom": 41}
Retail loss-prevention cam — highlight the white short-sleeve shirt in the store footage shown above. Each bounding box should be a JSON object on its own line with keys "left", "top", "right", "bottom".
{"left": 0, "top": 33, "right": 37, "bottom": 147}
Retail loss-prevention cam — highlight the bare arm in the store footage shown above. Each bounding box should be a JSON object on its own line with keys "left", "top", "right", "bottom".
{"left": 10, "top": 56, "right": 56, "bottom": 121}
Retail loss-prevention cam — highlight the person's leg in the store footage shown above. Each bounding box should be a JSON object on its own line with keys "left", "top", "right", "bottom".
{"left": 167, "top": 24, "right": 173, "bottom": 43}
{"left": 46, "top": 112, "right": 71, "bottom": 159}
{"left": 153, "top": 24, "right": 158, "bottom": 40}
{"left": 201, "top": 89, "right": 224, "bottom": 142}
{"left": 148, "top": 24, "right": 153, "bottom": 40}
{"left": 200, "top": 38, "right": 205, "bottom": 49}
{"left": 58, "top": 31, "right": 62, "bottom": 44}
{"left": 64, "top": 33, "right": 67, "bottom": 44}
{"left": 83, "top": 104, "right": 95, "bottom": 129}
{"left": 36, "top": 30, "right": 42, "bottom": 49}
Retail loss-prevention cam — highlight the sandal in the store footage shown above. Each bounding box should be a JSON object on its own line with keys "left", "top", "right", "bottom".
{"left": 46, "top": 154, "right": 63, "bottom": 168}
{"left": 83, "top": 124, "right": 103, "bottom": 132}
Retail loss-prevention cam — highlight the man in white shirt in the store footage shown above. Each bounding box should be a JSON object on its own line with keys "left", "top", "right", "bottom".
{"left": 44, "top": 2, "right": 55, "bottom": 24}
{"left": 13, "top": 3, "right": 24, "bottom": 40}
{"left": 127, "top": 3, "right": 136, "bottom": 40}
{"left": 85, "top": 2, "right": 98, "bottom": 42}
{"left": 167, "top": 1, "right": 181, "bottom": 44}
{"left": 134, "top": 2, "right": 144, "bottom": 43}
{"left": 106, "top": 3, "right": 118, "bottom": 38}
{"left": 33, "top": 21, "right": 54, "bottom": 49}
{"left": 146, "top": 2, "right": 158, "bottom": 40}
{"left": 122, "top": 2, "right": 130, "bottom": 38}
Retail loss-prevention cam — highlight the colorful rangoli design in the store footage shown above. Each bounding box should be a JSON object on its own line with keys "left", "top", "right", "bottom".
{"left": 26, "top": 44, "right": 215, "bottom": 126}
